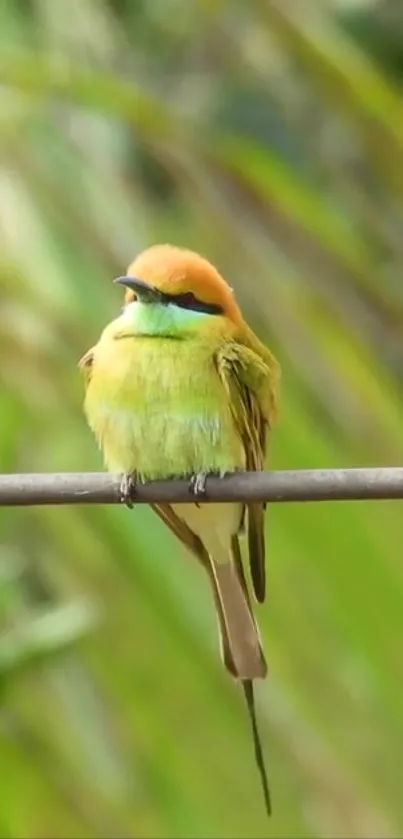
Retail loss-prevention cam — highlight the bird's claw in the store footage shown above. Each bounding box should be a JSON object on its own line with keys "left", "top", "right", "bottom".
{"left": 120, "top": 472, "right": 138, "bottom": 509}
{"left": 189, "top": 472, "right": 208, "bottom": 506}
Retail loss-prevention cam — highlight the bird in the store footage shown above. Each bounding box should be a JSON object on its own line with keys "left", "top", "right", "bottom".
{"left": 79, "top": 244, "right": 280, "bottom": 815}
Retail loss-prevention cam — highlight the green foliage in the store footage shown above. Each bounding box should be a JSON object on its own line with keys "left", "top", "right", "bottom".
{"left": 1, "top": 1, "right": 403, "bottom": 836}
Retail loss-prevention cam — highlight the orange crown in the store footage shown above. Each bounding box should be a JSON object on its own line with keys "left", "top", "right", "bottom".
{"left": 123, "top": 244, "right": 242, "bottom": 324}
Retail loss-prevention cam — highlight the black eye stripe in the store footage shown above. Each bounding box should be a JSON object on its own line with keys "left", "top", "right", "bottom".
{"left": 160, "top": 291, "right": 223, "bottom": 316}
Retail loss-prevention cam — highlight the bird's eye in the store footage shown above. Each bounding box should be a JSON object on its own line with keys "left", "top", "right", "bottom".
{"left": 175, "top": 292, "right": 197, "bottom": 309}
{"left": 165, "top": 290, "right": 223, "bottom": 316}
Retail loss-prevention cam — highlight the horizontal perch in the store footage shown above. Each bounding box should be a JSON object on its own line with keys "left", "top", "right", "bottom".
{"left": 0, "top": 468, "right": 403, "bottom": 506}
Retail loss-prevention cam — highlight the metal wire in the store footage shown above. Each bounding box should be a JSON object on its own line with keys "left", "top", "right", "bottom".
{"left": 0, "top": 468, "right": 403, "bottom": 506}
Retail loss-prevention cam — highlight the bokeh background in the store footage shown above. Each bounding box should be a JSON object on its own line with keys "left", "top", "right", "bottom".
{"left": 1, "top": 0, "right": 403, "bottom": 836}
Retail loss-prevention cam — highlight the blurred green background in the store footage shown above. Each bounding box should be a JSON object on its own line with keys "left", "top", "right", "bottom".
{"left": 1, "top": 0, "right": 403, "bottom": 836}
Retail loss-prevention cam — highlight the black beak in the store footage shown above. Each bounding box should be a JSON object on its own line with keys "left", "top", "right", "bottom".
{"left": 114, "top": 276, "right": 163, "bottom": 304}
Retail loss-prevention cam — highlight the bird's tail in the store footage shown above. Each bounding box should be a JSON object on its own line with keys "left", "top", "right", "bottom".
{"left": 151, "top": 504, "right": 271, "bottom": 814}
{"left": 209, "top": 536, "right": 266, "bottom": 680}
{"left": 207, "top": 538, "right": 271, "bottom": 816}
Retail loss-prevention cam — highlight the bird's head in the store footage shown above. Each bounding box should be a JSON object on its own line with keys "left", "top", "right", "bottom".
{"left": 114, "top": 244, "right": 242, "bottom": 338}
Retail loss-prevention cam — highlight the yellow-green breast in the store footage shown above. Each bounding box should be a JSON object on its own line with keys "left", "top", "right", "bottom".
{"left": 85, "top": 333, "right": 245, "bottom": 480}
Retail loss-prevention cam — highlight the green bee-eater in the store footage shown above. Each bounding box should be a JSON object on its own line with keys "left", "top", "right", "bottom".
{"left": 80, "top": 244, "right": 280, "bottom": 815}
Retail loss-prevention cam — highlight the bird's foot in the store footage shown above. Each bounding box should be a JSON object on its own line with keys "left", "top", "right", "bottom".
{"left": 189, "top": 472, "right": 208, "bottom": 507}
{"left": 119, "top": 471, "right": 138, "bottom": 509}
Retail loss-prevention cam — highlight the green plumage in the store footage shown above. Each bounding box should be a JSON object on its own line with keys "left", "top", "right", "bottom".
{"left": 81, "top": 299, "right": 279, "bottom": 599}
{"left": 83, "top": 331, "right": 245, "bottom": 480}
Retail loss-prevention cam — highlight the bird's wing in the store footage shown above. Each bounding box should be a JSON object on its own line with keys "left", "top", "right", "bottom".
{"left": 215, "top": 340, "right": 278, "bottom": 603}
{"left": 78, "top": 347, "right": 95, "bottom": 387}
